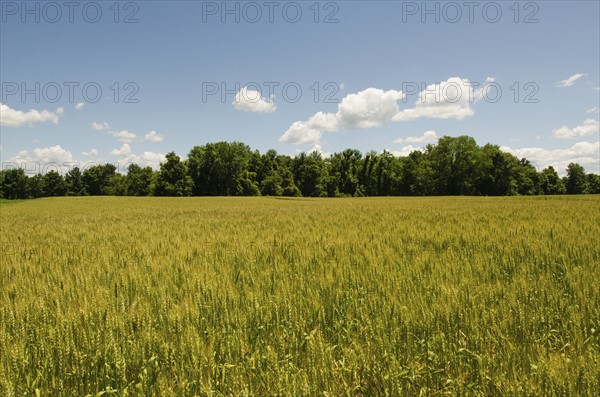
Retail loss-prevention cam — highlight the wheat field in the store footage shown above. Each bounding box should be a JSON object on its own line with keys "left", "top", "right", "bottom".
{"left": 1, "top": 196, "right": 599, "bottom": 396}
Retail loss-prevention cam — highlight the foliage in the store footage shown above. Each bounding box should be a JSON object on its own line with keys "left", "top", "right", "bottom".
{"left": 1, "top": 136, "right": 599, "bottom": 200}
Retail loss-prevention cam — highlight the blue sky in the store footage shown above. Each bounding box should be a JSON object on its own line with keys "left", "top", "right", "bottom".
{"left": 1, "top": 0, "right": 599, "bottom": 175}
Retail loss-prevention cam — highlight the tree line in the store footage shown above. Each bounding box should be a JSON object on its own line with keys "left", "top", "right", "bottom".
{"left": 1, "top": 136, "right": 599, "bottom": 199}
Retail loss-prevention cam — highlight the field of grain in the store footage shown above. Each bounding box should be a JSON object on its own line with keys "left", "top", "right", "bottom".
{"left": 1, "top": 196, "right": 599, "bottom": 396}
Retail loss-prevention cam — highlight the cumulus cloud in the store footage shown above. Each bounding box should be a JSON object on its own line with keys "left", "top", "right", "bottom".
{"left": 82, "top": 149, "right": 98, "bottom": 157}
{"left": 143, "top": 130, "right": 164, "bottom": 142}
{"left": 109, "top": 130, "right": 137, "bottom": 143}
{"left": 308, "top": 144, "right": 332, "bottom": 158}
{"left": 553, "top": 119, "right": 599, "bottom": 139}
{"left": 279, "top": 88, "right": 404, "bottom": 145}
{"left": 280, "top": 77, "right": 488, "bottom": 146}
{"left": 0, "top": 103, "right": 63, "bottom": 127}
{"left": 32, "top": 145, "right": 73, "bottom": 164}
{"left": 501, "top": 141, "right": 600, "bottom": 175}
{"left": 336, "top": 88, "right": 404, "bottom": 129}
{"left": 279, "top": 121, "right": 324, "bottom": 145}
{"left": 6, "top": 145, "right": 75, "bottom": 173}
{"left": 233, "top": 86, "right": 276, "bottom": 113}
{"left": 389, "top": 145, "right": 424, "bottom": 158}
{"left": 107, "top": 142, "right": 165, "bottom": 170}
{"left": 74, "top": 102, "right": 85, "bottom": 110}
{"left": 119, "top": 151, "right": 166, "bottom": 170}
{"left": 91, "top": 121, "right": 110, "bottom": 130}
{"left": 395, "top": 130, "right": 438, "bottom": 144}
{"left": 556, "top": 73, "right": 585, "bottom": 88}
{"left": 393, "top": 77, "right": 489, "bottom": 122}
{"left": 111, "top": 143, "right": 132, "bottom": 157}
{"left": 5, "top": 145, "right": 166, "bottom": 174}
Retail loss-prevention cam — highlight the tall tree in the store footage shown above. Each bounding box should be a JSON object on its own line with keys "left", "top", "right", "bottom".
{"left": 515, "top": 159, "right": 541, "bottom": 196}
{"left": 42, "top": 171, "right": 67, "bottom": 197}
{"left": 587, "top": 173, "right": 600, "bottom": 194}
{"left": 539, "top": 166, "right": 565, "bottom": 195}
{"left": 0, "top": 169, "right": 29, "bottom": 199}
{"left": 155, "top": 152, "right": 193, "bottom": 196}
{"left": 293, "top": 151, "right": 326, "bottom": 197}
{"left": 479, "top": 144, "right": 519, "bottom": 196}
{"left": 565, "top": 163, "right": 588, "bottom": 194}
{"left": 188, "top": 142, "right": 255, "bottom": 196}
{"left": 398, "top": 150, "right": 435, "bottom": 196}
{"left": 65, "top": 167, "right": 86, "bottom": 196}
{"left": 428, "top": 136, "right": 484, "bottom": 195}
{"left": 82, "top": 164, "right": 117, "bottom": 195}
{"left": 28, "top": 174, "right": 45, "bottom": 199}
{"left": 124, "top": 164, "right": 155, "bottom": 196}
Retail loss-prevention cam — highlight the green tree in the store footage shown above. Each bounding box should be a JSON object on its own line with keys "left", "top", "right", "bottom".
{"left": 293, "top": 152, "right": 326, "bottom": 197}
{"left": 326, "top": 149, "right": 361, "bottom": 196}
{"left": 82, "top": 164, "right": 117, "bottom": 195}
{"left": 28, "top": 174, "right": 45, "bottom": 198}
{"left": 155, "top": 152, "right": 193, "bottom": 196}
{"left": 515, "top": 159, "right": 541, "bottom": 196}
{"left": 479, "top": 144, "right": 519, "bottom": 196}
{"left": 428, "top": 136, "right": 484, "bottom": 195}
{"left": 565, "top": 163, "right": 588, "bottom": 194}
{"left": 539, "top": 166, "right": 566, "bottom": 195}
{"left": 0, "top": 168, "right": 29, "bottom": 199}
{"left": 587, "top": 173, "right": 600, "bottom": 194}
{"left": 261, "top": 171, "right": 284, "bottom": 196}
{"left": 236, "top": 170, "right": 261, "bottom": 196}
{"left": 42, "top": 170, "right": 67, "bottom": 197}
{"left": 124, "top": 164, "right": 155, "bottom": 196}
{"left": 65, "top": 167, "right": 86, "bottom": 196}
{"left": 398, "top": 150, "right": 435, "bottom": 196}
{"left": 188, "top": 142, "right": 255, "bottom": 196}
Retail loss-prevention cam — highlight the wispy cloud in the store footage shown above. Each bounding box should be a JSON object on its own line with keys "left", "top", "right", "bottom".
{"left": 556, "top": 73, "right": 585, "bottom": 88}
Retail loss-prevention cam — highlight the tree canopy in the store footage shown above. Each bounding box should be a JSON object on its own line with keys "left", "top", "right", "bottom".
{"left": 1, "top": 137, "right": 598, "bottom": 199}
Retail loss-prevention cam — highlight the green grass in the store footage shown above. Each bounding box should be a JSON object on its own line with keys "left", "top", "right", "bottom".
{"left": 1, "top": 196, "right": 599, "bottom": 396}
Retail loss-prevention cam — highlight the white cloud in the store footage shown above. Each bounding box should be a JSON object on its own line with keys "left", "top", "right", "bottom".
{"left": 553, "top": 119, "right": 599, "bottom": 139}
{"left": 0, "top": 103, "right": 62, "bottom": 127}
{"left": 308, "top": 144, "right": 332, "bottom": 158}
{"left": 390, "top": 145, "right": 423, "bottom": 158}
{"left": 120, "top": 151, "right": 166, "bottom": 170}
{"left": 501, "top": 141, "right": 600, "bottom": 175}
{"left": 91, "top": 121, "right": 110, "bottom": 130}
{"left": 74, "top": 102, "right": 85, "bottom": 110}
{"left": 32, "top": 145, "right": 73, "bottom": 163}
{"left": 337, "top": 88, "right": 404, "bottom": 129}
{"left": 7, "top": 145, "right": 75, "bottom": 171}
{"left": 395, "top": 130, "right": 438, "bottom": 144}
{"left": 109, "top": 130, "right": 137, "bottom": 143}
{"left": 280, "top": 77, "right": 489, "bottom": 146}
{"left": 143, "top": 130, "right": 164, "bottom": 142}
{"left": 587, "top": 107, "right": 599, "bottom": 114}
{"left": 82, "top": 149, "right": 98, "bottom": 157}
{"left": 110, "top": 143, "right": 132, "bottom": 157}
{"left": 556, "top": 73, "right": 585, "bottom": 88}
{"left": 233, "top": 86, "right": 276, "bottom": 113}
{"left": 279, "top": 121, "right": 323, "bottom": 145}
{"left": 393, "top": 77, "right": 487, "bottom": 122}
{"left": 279, "top": 88, "right": 404, "bottom": 145}
{"left": 107, "top": 143, "right": 165, "bottom": 169}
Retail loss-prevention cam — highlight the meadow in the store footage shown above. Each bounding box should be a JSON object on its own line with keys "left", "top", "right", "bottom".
{"left": 0, "top": 196, "right": 599, "bottom": 396}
